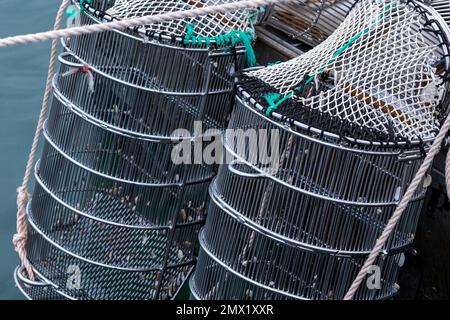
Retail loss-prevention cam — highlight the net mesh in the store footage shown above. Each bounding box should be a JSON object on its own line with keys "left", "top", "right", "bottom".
{"left": 239, "top": 0, "right": 450, "bottom": 144}
{"left": 105, "top": 0, "right": 257, "bottom": 38}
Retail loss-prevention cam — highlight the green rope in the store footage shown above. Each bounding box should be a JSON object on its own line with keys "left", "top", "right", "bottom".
{"left": 184, "top": 24, "right": 257, "bottom": 67}
{"left": 263, "top": 3, "right": 396, "bottom": 116}
{"left": 66, "top": 6, "right": 78, "bottom": 18}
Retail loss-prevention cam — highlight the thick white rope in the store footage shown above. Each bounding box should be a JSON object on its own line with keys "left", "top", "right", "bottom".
{"left": 13, "top": 0, "right": 70, "bottom": 281}
{"left": 6, "top": 0, "right": 450, "bottom": 297}
{"left": 446, "top": 142, "right": 450, "bottom": 199}
{"left": 344, "top": 112, "right": 450, "bottom": 300}
{"left": 0, "top": 0, "right": 299, "bottom": 48}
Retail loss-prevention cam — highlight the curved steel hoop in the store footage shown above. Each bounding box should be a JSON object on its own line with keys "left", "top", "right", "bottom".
{"left": 25, "top": 228, "right": 193, "bottom": 300}
{"left": 14, "top": 266, "right": 71, "bottom": 300}
{"left": 213, "top": 159, "right": 424, "bottom": 254}
{"left": 64, "top": 1, "right": 246, "bottom": 94}
{"left": 45, "top": 94, "right": 214, "bottom": 184}
{"left": 225, "top": 96, "right": 427, "bottom": 205}
{"left": 56, "top": 54, "right": 232, "bottom": 139}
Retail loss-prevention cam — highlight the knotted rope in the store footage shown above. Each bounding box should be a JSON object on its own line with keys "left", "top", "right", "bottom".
{"left": 0, "top": 0, "right": 297, "bottom": 48}
{"left": 344, "top": 111, "right": 450, "bottom": 300}
{"left": 61, "top": 64, "right": 95, "bottom": 93}
{"left": 13, "top": 0, "right": 70, "bottom": 281}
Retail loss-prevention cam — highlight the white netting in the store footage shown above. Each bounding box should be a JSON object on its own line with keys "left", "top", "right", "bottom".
{"left": 245, "top": 0, "right": 449, "bottom": 142}
{"left": 105, "top": 0, "right": 257, "bottom": 38}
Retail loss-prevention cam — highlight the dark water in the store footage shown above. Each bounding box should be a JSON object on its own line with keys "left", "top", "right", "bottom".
{"left": 0, "top": 0, "right": 56, "bottom": 299}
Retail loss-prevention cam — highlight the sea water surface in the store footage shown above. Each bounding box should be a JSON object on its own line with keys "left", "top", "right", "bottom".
{"left": 0, "top": 0, "right": 56, "bottom": 299}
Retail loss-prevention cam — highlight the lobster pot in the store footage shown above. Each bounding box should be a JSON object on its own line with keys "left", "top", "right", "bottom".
{"left": 263, "top": 0, "right": 357, "bottom": 48}
{"left": 64, "top": 0, "right": 249, "bottom": 94}
{"left": 56, "top": 53, "right": 234, "bottom": 137}
{"left": 190, "top": 0, "right": 450, "bottom": 300}
{"left": 213, "top": 159, "right": 425, "bottom": 254}
{"left": 190, "top": 192, "right": 403, "bottom": 300}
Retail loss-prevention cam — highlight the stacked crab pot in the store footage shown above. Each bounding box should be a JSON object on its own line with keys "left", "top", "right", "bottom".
{"left": 190, "top": 0, "right": 450, "bottom": 300}
{"left": 14, "top": 0, "right": 257, "bottom": 300}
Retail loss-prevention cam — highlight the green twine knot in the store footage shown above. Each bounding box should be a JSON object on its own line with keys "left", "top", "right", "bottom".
{"left": 183, "top": 24, "right": 257, "bottom": 67}
{"left": 264, "top": 92, "right": 293, "bottom": 116}
{"left": 66, "top": 6, "right": 78, "bottom": 18}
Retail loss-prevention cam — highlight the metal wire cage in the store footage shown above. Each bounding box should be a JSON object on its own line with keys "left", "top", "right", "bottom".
{"left": 190, "top": 0, "right": 449, "bottom": 301}
{"left": 15, "top": 0, "right": 254, "bottom": 299}
{"left": 263, "top": 0, "right": 358, "bottom": 48}
{"left": 17, "top": 70, "right": 213, "bottom": 299}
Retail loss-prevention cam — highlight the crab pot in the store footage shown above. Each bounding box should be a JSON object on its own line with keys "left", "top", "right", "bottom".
{"left": 190, "top": 1, "right": 450, "bottom": 300}
{"left": 64, "top": 0, "right": 247, "bottom": 94}
{"left": 56, "top": 53, "right": 234, "bottom": 138}
{"left": 213, "top": 159, "right": 425, "bottom": 254}
{"left": 15, "top": 0, "right": 256, "bottom": 301}
{"left": 190, "top": 191, "right": 403, "bottom": 300}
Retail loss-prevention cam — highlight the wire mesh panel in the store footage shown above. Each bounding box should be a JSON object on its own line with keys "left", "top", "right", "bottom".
{"left": 190, "top": 250, "right": 295, "bottom": 300}
{"left": 56, "top": 54, "right": 233, "bottom": 138}
{"left": 213, "top": 159, "right": 425, "bottom": 254}
{"left": 46, "top": 92, "right": 213, "bottom": 184}
{"left": 191, "top": 193, "right": 403, "bottom": 300}
{"left": 191, "top": 0, "right": 450, "bottom": 300}
{"left": 29, "top": 143, "right": 208, "bottom": 270}
{"left": 240, "top": 0, "right": 450, "bottom": 145}
{"left": 264, "top": 0, "right": 358, "bottom": 48}
{"left": 24, "top": 227, "right": 193, "bottom": 300}
{"left": 14, "top": 267, "right": 72, "bottom": 301}
{"left": 225, "top": 97, "right": 427, "bottom": 205}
